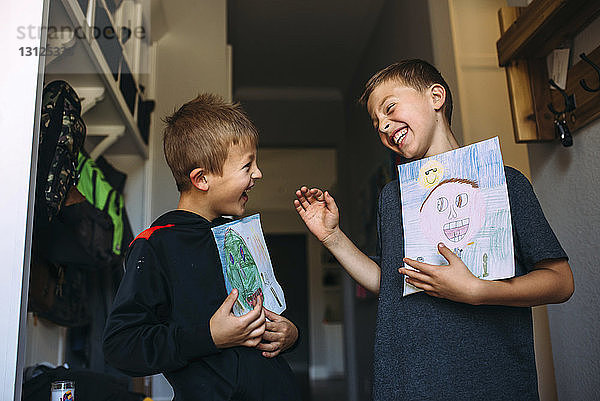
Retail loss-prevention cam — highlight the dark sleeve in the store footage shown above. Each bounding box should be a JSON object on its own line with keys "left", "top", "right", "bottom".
{"left": 506, "top": 167, "right": 568, "bottom": 274}
{"left": 102, "top": 240, "right": 219, "bottom": 376}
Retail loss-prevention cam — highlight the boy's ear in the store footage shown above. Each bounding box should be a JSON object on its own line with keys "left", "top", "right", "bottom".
{"left": 189, "top": 167, "right": 209, "bottom": 191}
{"left": 430, "top": 84, "right": 446, "bottom": 111}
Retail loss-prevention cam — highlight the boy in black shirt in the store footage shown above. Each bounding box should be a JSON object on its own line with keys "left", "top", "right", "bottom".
{"left": 103, "top": 94, "right": 301, "bottom": 401}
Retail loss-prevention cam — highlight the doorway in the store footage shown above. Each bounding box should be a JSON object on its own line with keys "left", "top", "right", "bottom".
{"left": 265, "top": 234, "right": 310, "bottom": 400}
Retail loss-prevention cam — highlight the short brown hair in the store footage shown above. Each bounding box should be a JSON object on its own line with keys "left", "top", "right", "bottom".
{"left": 163, "top": 94, "right": 258, "bottom": 192}
{"left": 359, "top": 59, "right": 453, "bottom": 125}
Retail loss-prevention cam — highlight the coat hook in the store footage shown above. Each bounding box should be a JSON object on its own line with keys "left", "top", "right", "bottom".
{"left": 547, "top": 79, "right": 575, "bottom": 115}
{"left": 547, "top": 79, "right": 575, "bottom": 147}
{"left": 579, "top": 53, "right": 600, "bottom": 92}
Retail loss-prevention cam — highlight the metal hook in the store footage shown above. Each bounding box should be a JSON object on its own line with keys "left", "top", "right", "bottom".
{"left": 547, "top": 79, "right": 576, "bottom": 115}
{"left": 579, "top": 53, "right": 600, "bottom": 92}
{"left": 547, "top": 79, "right": 575, "bottom": 147}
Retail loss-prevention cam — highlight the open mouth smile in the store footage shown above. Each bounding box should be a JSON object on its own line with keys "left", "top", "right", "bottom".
{"left": 391, "top": 127, "right": 408, "bottom": 146}
{"left": 241, "top": 185, "right": 254, "bottom": 201}
{"left": 443, "top": 218, "right": 470, "bottom": 242}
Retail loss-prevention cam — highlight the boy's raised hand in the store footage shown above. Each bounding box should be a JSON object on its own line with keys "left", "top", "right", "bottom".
{"left": 294, "top": 186, "right": 339, "bottom": 243}
{"left": 399, "top": 243, "right": 483, "bottom": 305}
{"left": 209, "top": 289, "right": 266, "bottom": 349}
{"left": 256, "top": 308, "right": 299, "bottom": 358}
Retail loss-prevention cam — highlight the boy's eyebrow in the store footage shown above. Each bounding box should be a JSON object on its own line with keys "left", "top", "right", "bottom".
{"left": 377, "top": 95, "right": 393, "bottom": 111}
{"left": 243, "top": 153, "right": 255, "bottom": 164}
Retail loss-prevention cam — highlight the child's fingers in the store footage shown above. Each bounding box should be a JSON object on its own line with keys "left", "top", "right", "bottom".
{"left": 398, "top": 267, "right": 431, "bottom": 283}
{"left": 239, "top": 296, "right": 264, "bottom": 325}
{"left": 262, "top": 308, "right": 282, "bottom": 322}
{"left": 247, "top": 301, "right": 266, "bottom": 328}
{"left": 261, "top": 350, "right": 280, "bottom": 358}
{"left": 324, "top": 191, "right": 338, "bottom": 214}
{"left": 264, "top": 320, "right": 282, "bottom": 333}
{"left": 310, "top": 188, "right": 324, "bottom": 201}
{"left": 247, "top": 322, "right": 266, "bottom": 339}
{"left": 242, "top": 336, "right": 262, "bottom": 348}
{"left": 293, "top": 199, "right": 306, "bottom": 215}
{"left": 256, "top": 341, "right": 278, "bottom": 352}
{"left": 219, "top": 289, "right": 238, "bottom": 314}
{"left": 402, "top": 257, "right": 438, "bottom": 274}
{"left": 299, "top": 186, "right": 325, "bottom": 204}
{"left": 257, "top": 292, "right": 264, "bottom": 308}
{"left": 405, "top": 277, "right": 436, "bottom": 294}
{"left": 295, "top": 189, "right": 312, "bottom": 209}
{"left": 243, "top": 315, "right": 266, "bottom": 336}
{"left": 261, "top": 328, "right": 280, "bottom": 342}
{"left": 437, "top": 243, "right": 460, "bottom": 264}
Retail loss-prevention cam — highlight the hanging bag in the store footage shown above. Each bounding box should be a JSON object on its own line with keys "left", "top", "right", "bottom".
{"left": 28, "top": 249, "right": 90, "bottom": 327}
{"left": 35, "top": 80, "right": 86, "bottom": 224}
{"left": 75, "top": 152, "right": 124, "bottom": 256}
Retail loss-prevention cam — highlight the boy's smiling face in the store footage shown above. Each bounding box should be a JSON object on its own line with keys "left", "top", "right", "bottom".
{"left": 204, "top": 142, "right": 262, "bottom": 219}
{"left": 367, "top": 80, "right": 445, "bottom": 160}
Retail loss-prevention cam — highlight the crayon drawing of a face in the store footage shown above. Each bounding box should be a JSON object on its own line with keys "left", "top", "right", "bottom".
{"left": 419, "top": 179, "right": 485, "bottom": 249}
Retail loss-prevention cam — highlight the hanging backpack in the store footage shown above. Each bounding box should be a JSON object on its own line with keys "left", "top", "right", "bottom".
{"left": 35, "top": 80, "right": 86, "bottom": 224}
{"left": 41, "top": 152, "right": 125, "bottom": 270}
{"left": 76, "top": 152, "right": 125, "bottom": 256}
{"left": 28, "top": 249, "right": 90, "bottom": 327}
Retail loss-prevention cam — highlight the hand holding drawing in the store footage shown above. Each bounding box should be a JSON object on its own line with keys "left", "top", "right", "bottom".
{"left": 256, "top": 308, "right": 299, "bottom": 358}
{"left": 294, "top": 186, "right": 340, "bottom": 244}
{"left": 400, "top": 243, "right": 483, "bottom": 304}
{"left": 209, "top": 288, "right": 266, "bottom": 349}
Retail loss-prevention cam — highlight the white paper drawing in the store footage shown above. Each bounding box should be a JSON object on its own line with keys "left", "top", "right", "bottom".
{"left": 398, "top": 137, "right": 515, "bottom": 296}
{"left": 211, "top": 214, "right": 286, "bottom": 315}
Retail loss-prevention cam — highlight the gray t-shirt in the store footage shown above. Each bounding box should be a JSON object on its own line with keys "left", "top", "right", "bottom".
{"left": 372, "top": 166, "right": 567, "bottom": 401}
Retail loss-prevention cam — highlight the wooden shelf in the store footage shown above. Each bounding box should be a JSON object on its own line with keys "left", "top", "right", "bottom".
{"left": 44, "top": 0, "right": 148, "bottom": 159}
{"left": 497, "top": 0, "right": 600, "bottom": 67}
{"left": 497, "top": 0, "right": 600, "bottom": 142}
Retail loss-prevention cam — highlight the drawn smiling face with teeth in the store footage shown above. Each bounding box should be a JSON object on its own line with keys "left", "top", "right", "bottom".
{"left": 419, "top": 178, "right": 485, "bottom": 250}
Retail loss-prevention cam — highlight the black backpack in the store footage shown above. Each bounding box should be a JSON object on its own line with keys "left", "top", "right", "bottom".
{"left": 28, "top": 249, "right": 90, "bottom": 327}
{"left": 30, "top": 81, "right": 90, "bottom": 327}
{"left": 36, "top": 80, "right": 86, "bottom": 224}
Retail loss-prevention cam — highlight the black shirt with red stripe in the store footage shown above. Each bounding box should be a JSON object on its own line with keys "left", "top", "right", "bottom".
{"left": 103, "top": 210, "right": 300, "bottom": 401}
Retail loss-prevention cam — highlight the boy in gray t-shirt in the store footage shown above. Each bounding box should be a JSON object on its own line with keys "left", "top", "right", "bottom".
{"left": 294, "top": 59, "right": 573, "bottom": 400}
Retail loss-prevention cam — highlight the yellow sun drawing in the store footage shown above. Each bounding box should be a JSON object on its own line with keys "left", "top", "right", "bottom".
{"left": 418, "top": 160, "right": 445, "bottom": 189}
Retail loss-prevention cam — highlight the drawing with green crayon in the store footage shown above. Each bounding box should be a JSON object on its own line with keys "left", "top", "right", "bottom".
{"left": 211, "top": 214, "right": 286, "bottom": 316}
{"left": 224, "top": 228, "right": 264, "bottom": 310}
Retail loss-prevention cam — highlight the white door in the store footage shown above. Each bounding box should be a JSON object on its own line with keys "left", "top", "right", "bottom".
{"left": 0, "top": 1, "right": 48, "bottom": 399}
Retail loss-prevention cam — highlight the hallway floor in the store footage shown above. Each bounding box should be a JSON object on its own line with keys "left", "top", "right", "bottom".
{"left": 311, "top": 378, "right": 347, "bottom": 401}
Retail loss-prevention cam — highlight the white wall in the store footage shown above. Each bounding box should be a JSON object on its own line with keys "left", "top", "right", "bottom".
{"left": 149, "top": 0, "right": 229, "bottom": 222}
{"left": 527, "top": 18, "right": 600, "bottom": 401}
{"left": 0, "top": 1, "right": 47, "bottom": 399}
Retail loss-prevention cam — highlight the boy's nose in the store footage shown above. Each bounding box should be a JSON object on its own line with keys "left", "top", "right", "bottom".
{"left": 252, "top": 167, "right": 263, "bottom": 180}
{"left": 379, "top": 119, "right": 392, "bottom": 135}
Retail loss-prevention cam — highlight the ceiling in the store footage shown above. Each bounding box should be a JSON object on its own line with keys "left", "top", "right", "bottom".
{"left": 227, "top": 0, "right": 386, "bottom": 99}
